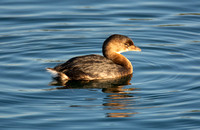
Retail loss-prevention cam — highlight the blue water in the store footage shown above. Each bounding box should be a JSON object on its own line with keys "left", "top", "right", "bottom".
{"left": 0, "top": 0, "right": 200, "bottom": 129}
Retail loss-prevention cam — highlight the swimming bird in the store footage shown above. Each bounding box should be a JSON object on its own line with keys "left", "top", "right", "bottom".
{"left": 47, "top": 34, "right": 141, "bottom": 81}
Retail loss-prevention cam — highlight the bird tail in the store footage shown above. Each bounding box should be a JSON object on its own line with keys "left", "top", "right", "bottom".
{"left": 46, "top": 68, "right": 69, "bottom": 81}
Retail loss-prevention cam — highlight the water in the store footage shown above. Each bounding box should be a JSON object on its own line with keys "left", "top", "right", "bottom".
{"left": 0, "top": 0, "right": 200, "bottom": 129}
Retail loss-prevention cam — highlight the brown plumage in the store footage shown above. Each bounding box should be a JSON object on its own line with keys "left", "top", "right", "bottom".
{"left": 47, "top": 34, "right": 141, "bottom": 81}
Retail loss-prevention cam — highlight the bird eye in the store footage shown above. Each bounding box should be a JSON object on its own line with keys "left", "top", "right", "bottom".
{"left": 124, "top": 43, "right": 129, "bottom": 47}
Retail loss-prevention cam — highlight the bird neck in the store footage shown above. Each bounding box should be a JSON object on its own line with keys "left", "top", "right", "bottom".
{"left": 103, "top": 50, "right": 133, "bottom": 73}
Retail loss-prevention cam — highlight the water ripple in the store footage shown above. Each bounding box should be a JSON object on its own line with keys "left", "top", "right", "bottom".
{"left": 0, "top": 0, "right": 200, "bottom": 129}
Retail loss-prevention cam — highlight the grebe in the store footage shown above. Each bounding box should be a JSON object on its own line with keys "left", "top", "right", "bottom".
{"left": 47, "top": 34, "right": 141, "bottom": 81}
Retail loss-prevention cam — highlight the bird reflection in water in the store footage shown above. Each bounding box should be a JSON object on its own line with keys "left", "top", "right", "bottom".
{"left": 102, "top": 86, "right": 138, "bottom": 118}
{"left": 48, "top": 74, "right": 138, "bottom": 118}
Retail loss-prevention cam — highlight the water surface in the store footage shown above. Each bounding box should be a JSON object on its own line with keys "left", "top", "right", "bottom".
{"left": 0, "top": 0, "right": 200, "bottom": 129}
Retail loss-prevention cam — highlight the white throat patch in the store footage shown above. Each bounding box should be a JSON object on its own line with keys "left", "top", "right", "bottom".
{"left": 116, "top": 48, "right": 129, "bottom": 54}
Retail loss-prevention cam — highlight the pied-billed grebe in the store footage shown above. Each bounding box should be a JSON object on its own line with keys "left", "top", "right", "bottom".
{"left": 47, "top": 34, "right": 141, "bottom": 81}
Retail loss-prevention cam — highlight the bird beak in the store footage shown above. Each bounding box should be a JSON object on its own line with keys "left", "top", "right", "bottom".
{"left": 128, "top": 45, "right": 141, "bottom": 52}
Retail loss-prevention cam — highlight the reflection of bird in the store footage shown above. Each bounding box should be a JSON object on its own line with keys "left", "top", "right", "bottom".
{"left": 47, "top": 34, "right": 141, "bottom": 81}
{"left": 48, "top": 74, "right": 132, "bottom": 88}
